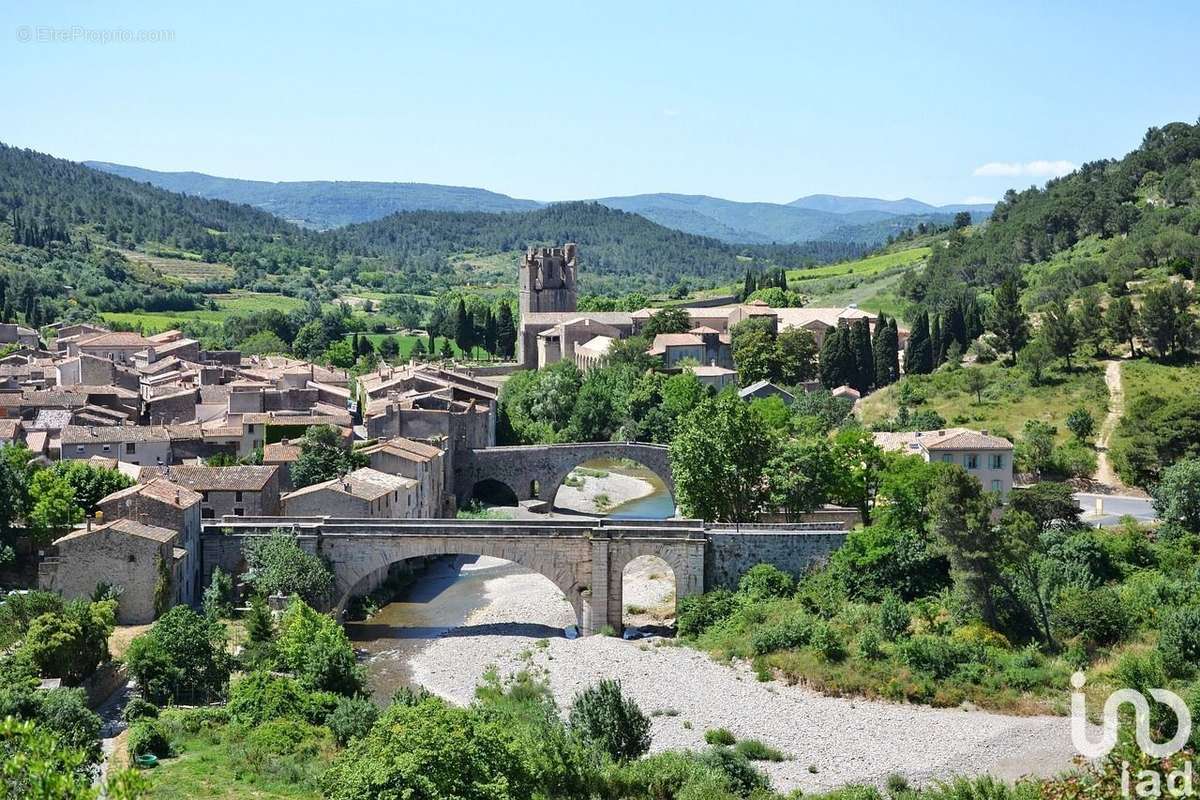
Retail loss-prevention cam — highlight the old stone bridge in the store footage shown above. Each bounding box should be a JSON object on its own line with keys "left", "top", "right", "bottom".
{"left": 201, "top": 516, "right": 846, "bottom": 634}
{"left": 453, "top": 442, "right": 674, "bottom": 507}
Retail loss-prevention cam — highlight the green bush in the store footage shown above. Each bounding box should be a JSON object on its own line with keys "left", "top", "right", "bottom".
{"left": 1051, "top": 586, "right": 1129, "bottom": 647}
{"left": 878, "top": 593, "right": 911, "bottom": 641}
{"left": 326, "top": 696, "right": 379, "bottom": 746}
{"left": 749, "top": 613, "right": 812, "bottom": 655}
{"left": 733, "top": 738, "right": 786, "bottom": 761}
{"left": 704, "top": 727, "right": 737, "bottom": 746}
{"left": 677, "top": 589, "right": 740, "bottom": 637}
{"left": 127, "top": 719, "right": 171, "bottom": 759}
{"left": 737, "top": 564, "right": 795, "bottom": 601}
{"left": 228, "top": 671, "right": 324, "bottom": 726}
{"left": 567, "top": 678, "right": 651, "bottom": 763}
{"left": 275, "top": 599, "right": 365, "bottom": 696}
{"left": 35, "top": 688, "right": 103, "bottom": 766}
{"left": 1049, "top": 440, "right": 1097, "bottom": 478}
{"left": 697, "top": 745, "right": 770, "bottom": 797}
{"left": 896, "top": 635, "right": 983, "bottom": 680}
{"left": 1157, "top": 605, "right": 1200, "bottom": 678}
{"left": 856, "top": 627, "right": 884, "bottom": 660}
{"left": 121, "top": 697, "right": 159, "bottom": 724}
{"left": 811, "top": 621, "right": 846, "bottom": 662}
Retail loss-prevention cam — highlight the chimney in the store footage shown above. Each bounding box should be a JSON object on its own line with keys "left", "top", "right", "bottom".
{"left": 280, "top": 437, "right": 289, "bottom": 446}
{"left": 937, "top": 429, "right": 946, "bottom": 436}
{"left": 980, "top": 429, "right": 989, "bottom": 436}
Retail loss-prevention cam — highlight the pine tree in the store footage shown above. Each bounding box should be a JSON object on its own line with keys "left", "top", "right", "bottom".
{"left": 986, "top": 276, "right": 1030, "bottom": 365}
{"left": 1042, "top": 299, "right": 1078, "bottom": 370}
{"left": 245, "top": 593, "right": 274, "bottom": 643}
{"left": 410, "top": 338, "right": 426, "bottom": 360}
{"left": 851, "top": 317, "right": 874, "bottom": 393}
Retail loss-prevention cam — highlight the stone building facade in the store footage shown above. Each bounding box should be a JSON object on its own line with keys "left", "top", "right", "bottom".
{"left": 162, "top": 465, "right": 282, "bottom": 519}
{"left": 41, "top": 519, "right": 185, "bottom": 624}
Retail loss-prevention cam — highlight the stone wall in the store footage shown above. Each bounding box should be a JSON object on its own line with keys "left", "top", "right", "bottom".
{"left": 703, "top": 531, "right": 847, "bottom": 591}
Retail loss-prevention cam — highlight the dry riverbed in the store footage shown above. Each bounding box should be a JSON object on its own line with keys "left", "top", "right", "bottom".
{"left": 408, "top": 558, "right": 1080, "bottom": 794}
{"left": 552, "top": 466, "right": 657, "bottom": 514}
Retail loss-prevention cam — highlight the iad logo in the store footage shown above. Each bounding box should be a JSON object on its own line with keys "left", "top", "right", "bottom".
{"left": 1070, "top": 671, "right": 1194, "bottom": 797}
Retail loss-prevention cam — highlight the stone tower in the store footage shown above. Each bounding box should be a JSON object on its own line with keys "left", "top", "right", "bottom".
{"left": 518, "top": 243, "right": 578, "bottom": 316}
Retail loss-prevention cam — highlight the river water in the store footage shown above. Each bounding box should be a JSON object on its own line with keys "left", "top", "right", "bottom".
{"left": 348, "top": 465, "right": 675, "bottom": 701}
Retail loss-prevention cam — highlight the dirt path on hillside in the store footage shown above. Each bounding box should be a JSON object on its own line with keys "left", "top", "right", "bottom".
{"left": 1094, "top": 360, "right": 1142, "bottom": 495}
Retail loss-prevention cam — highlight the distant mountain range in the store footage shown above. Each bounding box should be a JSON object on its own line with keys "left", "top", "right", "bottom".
{"left": 84, "top": 161, "right": 992, "bottom": 246}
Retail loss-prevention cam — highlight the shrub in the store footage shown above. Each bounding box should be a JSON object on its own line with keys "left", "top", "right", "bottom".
{"left": 950, "top": 622, "right": 1011, "bottom": 650}
{"left": 704, "top": 727, "right": 737, "bottom": 746}
{"left": 121, "top": 697, "right": 159, "bottom": 724}
{"left": 734, "top": 739, "right": 786, "bottom": 761}
{"left": 127, "top": 719, "right": 170, "bottom": 759}
{"left": 677, "top": 589, "right": 739, "bottom": 637}
{"left": 35, "top": 688, "right": 102, "bottom": 766}
{"left": 1051, "top": 586, "right": 1129, "bottom": 647}
{"left": 697, "top": 746, "right": 770, "bottom": 797}
{"left": 228, "top": 671, "right": 322, "bottom": 726}
{"left": 856, "top": 627, "right": 884, "bottom": 660}
{"left": 1157, "top": 605, "right": 1200, "bottom": 679}
{"left": 1049, "top": 440, "right": 1098, "bottom": 478}
{"left": 749, "top": 614, "right": 812, "bottom": 655}
{"left": 125, "top": 605, "right": 232, "bottom": 705}
{"left": 896, "top": 635, "right": 982, "bottom": 680}
{"left": 326, "top": 696, "right": 379, "bottom": 746}
{"left": 568, "top": 678, "right": 651, "bottom": 763}
{"left": 811, "top": 621, "right": 846, "bottom": 662}
{"left": 737, "top": 564, "right": 795, "bottom": 601}
{"left": 878, "top": 592, "right": 911, "bottom": 641}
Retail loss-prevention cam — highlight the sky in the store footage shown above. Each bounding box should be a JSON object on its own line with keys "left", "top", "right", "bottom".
{"left": 2, "top": 1, "right": 1198, "bottom": 206}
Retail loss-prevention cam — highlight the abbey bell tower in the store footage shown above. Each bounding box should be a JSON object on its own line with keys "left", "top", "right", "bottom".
{"left": 518, "top": 243, "right": 578, "bottom": 316}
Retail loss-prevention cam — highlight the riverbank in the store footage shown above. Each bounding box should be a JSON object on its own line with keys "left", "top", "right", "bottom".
{"left": 553, "top": 463, "right": 658, "bottom": 515}
{"left": 408, "top": 560, "right": 1080, "bottom": 794}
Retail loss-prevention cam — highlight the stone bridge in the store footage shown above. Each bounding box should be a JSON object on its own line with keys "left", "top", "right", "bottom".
{"left": 453, "top": 442, "right": 674, "bottom": 507}
{"left": 201, "top": 517, "right": 847, "bottom": 635}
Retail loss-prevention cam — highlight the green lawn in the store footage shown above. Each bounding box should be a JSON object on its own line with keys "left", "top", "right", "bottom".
{"left": 345, "top": 332, "right": 489, "bottom": 360}
{"left": 860, "top": 361, "right": 1109, "bottom": 443}
{"left": 787, "top": 246, "right": 930, "bottom": 283}
{"left": 143, "top": 721, "right": 331, "bottom": 800}
{"left": 102, "top": 292, "right": 309, "bottom": 333}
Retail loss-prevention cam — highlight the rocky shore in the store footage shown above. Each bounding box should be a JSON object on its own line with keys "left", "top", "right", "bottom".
{"left": 552, "top": 467, "right": 657, "bottom": 515}
{"left": 408, "top": 558, "right": 1080, "bottom": 794}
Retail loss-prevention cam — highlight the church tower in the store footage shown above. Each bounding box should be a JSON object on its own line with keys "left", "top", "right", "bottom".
{"left": 518, "top": 243, "right": 578, "bottom": 316}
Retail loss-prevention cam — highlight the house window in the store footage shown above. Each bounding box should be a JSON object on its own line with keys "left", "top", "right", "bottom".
{"left": 234, "top": 508, "right": 244, "bottom": 516}
{"left": 102, "top": 444, "right": 111, "bottom": 452}
{"left": 202, "top": 508, "right": 215, "bottom": 519}
{"left": 991, "top": 479, "right": 1002, "bottom": 492}
{"left": 125, "top": 442, "right": 135, "bottom": 455}
{"left": 940, "top": 454, "right": 953, "bottom": 463}
{"left": 247, "top": 424, "right": 255, "bottom": 433}
{"left": 76, "top": 445, "right": 85, "bottom": 454}
{"left": 989, "top": 454, "right": 1004, "bottom": 469}
{"left": 235, "top": 491, "right": 243, "bottom": 502}
{"left": 965, "top": 454, "right": 979, "bottom": 470}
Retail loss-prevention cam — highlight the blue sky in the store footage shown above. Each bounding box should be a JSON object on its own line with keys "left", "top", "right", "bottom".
{"left": 3, "top": 1, "right": 1198, "bottom": 205}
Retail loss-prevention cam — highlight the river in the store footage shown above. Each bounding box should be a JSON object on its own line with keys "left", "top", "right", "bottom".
{"left": 349, "top": 463, "right": 675, "bottom": 701}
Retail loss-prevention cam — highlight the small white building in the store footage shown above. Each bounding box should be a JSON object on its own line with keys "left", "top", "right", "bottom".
{"left": 872, "top": 428, "right": 1015, "bottom": 496}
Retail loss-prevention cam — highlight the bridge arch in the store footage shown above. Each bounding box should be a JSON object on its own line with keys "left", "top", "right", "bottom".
{"left": 322, "top": 535, "right": 593, "bottom": 630}
{"left": 455, "top": 443, "right": 675, "bottom": 509}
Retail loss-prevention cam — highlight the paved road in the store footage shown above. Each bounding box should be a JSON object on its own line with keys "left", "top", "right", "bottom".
{"left": 1074, "top": 492, "right": 1156, "bottom": 527}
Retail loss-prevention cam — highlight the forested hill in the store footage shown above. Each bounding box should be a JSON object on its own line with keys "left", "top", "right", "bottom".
{"left": 85, "top": 161, "right": 545, "bottom": 227}
{"left": 920, "top": 120, "right": 1200, "bottom": 296}
{"left": 0, "top": 144, "right": 315, "bottom": 257}
{"left": 324, "top": 202, "right": 865, "bottom": 295}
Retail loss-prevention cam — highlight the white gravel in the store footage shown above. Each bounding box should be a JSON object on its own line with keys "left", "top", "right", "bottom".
{"left": 553, "top": 469, "right": 656, "bottom": 514}
{"left": 408, "top": 559, "right": 1081, "bottom": 793}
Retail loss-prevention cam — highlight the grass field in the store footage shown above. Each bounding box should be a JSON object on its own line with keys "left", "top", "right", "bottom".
{"left": 1119, "top": 358, "right": 1200, "bottom": 407}
{"left": 787, "top": 246, "right": 930, "bottom": 284}
{"left": 860, "top": 361, "right": 1109, "bottom": 443}
{"left": 344, "top": 332, "right": 490, "bottom": 360}
{"left": 101, "top": 292, "right": 308, "bottom": 332}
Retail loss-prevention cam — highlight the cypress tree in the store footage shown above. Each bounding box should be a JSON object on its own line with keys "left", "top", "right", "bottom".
{"left": 930, "top": 314, "right": 944, "bottom": 367}
{"left": 837, "top": 326, "right": 859, "bottom": 390}
{"left": 851, "top": 317, "right": 874, "bottom": 393}
{"left": 454, "top": 299, "right": 474, "bottom": 356}
{"left": 887, "top": 319, "right": 901, "bottom": 382}
{"left": 819, "top": 328, "right": 844, "bottom": 388}
{"left": 496, "top": 304, "right": 517, "bottom": 359}
{"left": 873, "top": 315, "right": 897, "bottom": 388}
{"left": 904, "top": 311, "right": 933, "bottom": 375}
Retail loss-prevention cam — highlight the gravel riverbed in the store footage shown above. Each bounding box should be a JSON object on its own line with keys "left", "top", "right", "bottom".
{"left": 408, "top": 558, "right": 1081, "bottom": 793}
